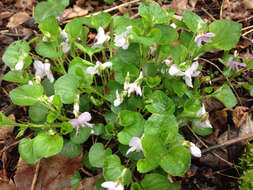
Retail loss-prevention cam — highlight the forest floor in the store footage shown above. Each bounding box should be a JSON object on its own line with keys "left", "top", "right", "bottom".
{"left": 0, "top": 0, "right": 253, "bottom": 189}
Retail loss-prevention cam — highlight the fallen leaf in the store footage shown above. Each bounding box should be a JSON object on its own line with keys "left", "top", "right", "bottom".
{"left": 189, "top": 0, "right": 198, "bottom": 8}
{"left": 203, "top": 98, "right": 224, "bottom": 113}
{"left": 15, "top": 0, "right": 33, "bottom": 10}
{"left": 222, "top": 0, "right": 250, "bottom": 20}
{"left": 239, "top": 116, "right": 253, "bottom": 138}
{"left": 76, "top": 174, "right": 102, "bottom": 190}
{"left": 14, "top": 154, "right": 82, "bottom": 190}
{"left": 0, "top": 114, "right": 15, "bottom": 140}
{"left": 169, "top": 0, "right": 188, "bottom": 14}
{"left": 232, "top": 106, "right": 249, "bottom": 128}
{"left": 0, "top": 182, "right": 17, "bottom": 190}
{"left": 243, "top": 0, "right": 253, "bottom": 8}
{"left": 7, "top": 12, "right": 30, "bottom": 28}
{"left": 57, "top": 5, "right": 88, "bottom": 23}
{"left": 0, "top": 11, "right": 14, "bottom": 21}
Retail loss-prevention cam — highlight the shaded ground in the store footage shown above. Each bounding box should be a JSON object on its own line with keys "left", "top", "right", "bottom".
{"left": 0, "top": 0, "right": 253, "bottom": 189}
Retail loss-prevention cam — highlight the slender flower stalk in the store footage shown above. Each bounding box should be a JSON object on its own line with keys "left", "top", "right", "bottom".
{"left": 124, "top": 72, "right": 143, "bottom": 97}
{"left": 194, "top": 32, "right": 216, "bottom": 47}
{"left": 60, "top": 30, "right": 70, "bottom": 53}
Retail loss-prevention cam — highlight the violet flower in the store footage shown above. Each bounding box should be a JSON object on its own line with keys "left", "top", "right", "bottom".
{"left": 92, "top": 27, "right": 110, "bottom": 49}
{"left": 114, "top": 26, "right": 132, "bottom": 50}
{"left": 123, "top": 72, "right": 143, "bottom": 97}
{"left": 69, "top": 112, "right": 93, "bottom": 135}
{"left": 126, "top": 136, "right": 143, "bottom": 155}
{"left": 60, "top": 30, "right": 70, "bottom": 53}
{"left": 86, "top": 61, "right": 112, "bottom": 75}
{"left": 194, "top": 32, "right": 216, "bottom": 47}
{"left": 226, "top": 60, "right": 246, "bottom": 71}
{"left": 101, "top": 181, "right": 124, "bottom": 190}
{"left": 190, "top": 142, "right": 202, "bottom": 158}
{"left": 33, "top": 60, "right": 54, "bottom": 83}
{"left": 195, "top": 104, "right": 212, "bottom": 128}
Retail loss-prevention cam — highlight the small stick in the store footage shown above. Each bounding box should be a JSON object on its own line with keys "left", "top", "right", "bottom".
{"left": 80, "top": 167, "right": 93, "bottom": 177}
{"left": 0, "top": 31, "right": 25, "bottom": 37}
{"left": 201, "top": 8, "right": 216, "bottom": 21}
{"left": 202, "top": 133, "right": 253, "bottom": 153}
{"left": 30, "top": 160, "right": 40, "bottom": 190}
{"left": 186, "top": 125, "right": 234, "bottom": 167}
{"left": 242, "top": 28, "right": 253, "bottom": 37}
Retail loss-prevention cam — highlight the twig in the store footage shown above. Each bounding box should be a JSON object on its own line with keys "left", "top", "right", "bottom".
{"left": 242, "top": 28, "right": 253, "bottom": 37}
{"left": 199, "top": 57, "right": 242, "bottom": 105}
{"left": 30, "top": 160, "right": 40, "bottom": 190}
{"left": 186, "top": 125, "right": 234, "bottom": 167}
{"left": 80, "top": 167, "right": 93, "bottom": 177}
{"left": 202, "top": 133, "right": 253, "bottom": 153}
{"left": 242, "top": 25, "right": 253, "bottom": 31}
{"left": 215, "top": 171, "right": 239, "bottom": 179}
{"left": 0, "top": 31, "right": 25, "bottom": 37}
{"left": 201, "top": 8, "right": 216, "bottom": 21}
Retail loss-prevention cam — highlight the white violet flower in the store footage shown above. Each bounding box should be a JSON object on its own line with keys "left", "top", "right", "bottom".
{"left": 69, "top": 112, "right": 93, "bottom": 136}
{"left": 169, "top": 61, "right": 200, "bottom": 88}
{"left": 86, "top": 61, "right": 112, "bottom": 75}
{"left": 101, "top": 181, "right": 124, "bottom": 190}
{"left": 126, "top": 136, "right": 143, "bottom": 155}
{"left": 113, "top": 90, "right": 124, "bottom": 107}
{"left": 92, "top": 27, "right": 110, "bottom": 49}
{"left": 60, "top": 30, "right": 70, "bottom": 53}
{"left": 195, "top": 104, "right": 212, "bottom": 128}
{"left": 114, "top": 26, "right": 132, "bottom": 50}
{"left": 124, "top": 72, "right": 143, "bottom": 97}
{"left": 194, "top": 32, "right": 216, "bottom": 47}
{"left": 190, "top": 142, "right": 202, "bottom": 158}
{"left": 33, "top": 60, "right": 54, "bottom": 83}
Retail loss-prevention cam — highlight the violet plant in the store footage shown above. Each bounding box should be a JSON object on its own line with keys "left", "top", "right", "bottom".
{"left": 0, "top": 0, "right": 250, "bottom": 189}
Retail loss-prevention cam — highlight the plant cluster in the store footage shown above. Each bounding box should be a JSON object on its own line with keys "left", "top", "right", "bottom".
{"left": 1, "top": 0, "right": 252, "bottom": 189}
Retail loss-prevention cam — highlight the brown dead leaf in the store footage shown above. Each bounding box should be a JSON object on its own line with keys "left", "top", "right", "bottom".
{"left": 7, "top": 12, "right": 30, "bottom": 28}
{"left": 189, "top": 0, "right": 198, "bottom": 8}
{"left": 0, "top": 114, "right": 15, "bottom": 140}
{"left": 239, "top": 116, "right": 253, "bottom": 138}
{"left": 243, "top": 0, "right": 253, "bottom": 8}
{"left": 203, "top": 98, "right": 224, "bottom": 113}
{"left": 0, "top": 182, "right": 17, "bottom": 190}
{"left": 169, "top": 0, "right": 188, "bottom": 14}
{"left": 76, "top": 174, "right": 102, "bottom": 190}
{"left": 0, "top": 11, "right": 14, "bottom": 21}
{"left": 232, "top": 106, "right": 249, "bottom": 128}
{"left": 15, "top": 0, "right": 33, "bottom": 10}
{"left": 57, "top": 5, "right": 88, "bottom": 23}
{"left": 14, "top": 154, "right": 82, "bottom": 190}
{"left": 222, "top": 0, "right": 250, "bottom": 20}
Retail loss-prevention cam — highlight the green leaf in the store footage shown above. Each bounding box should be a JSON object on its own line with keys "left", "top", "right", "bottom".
{"left": 146, "top": 76, "right": 161, "bottom": 88}
{"left": 52, "top": 94, "right": 62, "bottom": 111}
{"left": 145, "top": 90, "right": 175, "bottom": 114}
{"left": 182, "top": 10, "right": 208, "bottom": 33}
{"left": 61, "top": 139, "right": 82, "bottom": 158}
{"left": 0, "top": 112, "right": 17, "bottom": 127}
{"left": 89, "top": 143, "right": 112, "bottom": 168}
{"left": 18, "top": 138, "right": 41, "bottom": 164}
{"left": 2, "top": 71, "right": 28, "bottom": 84}
{"left": 138, "top": 1, "right": 169, "bottom": 24}
{"left": 117, "top": 110, "right": 144, "bottom": 145}
{"left": 131, "top": 183, "right": 142, "bottom": 190}
{"left": 131, "top": 27, "right": 161, "bottom": 46}
{"left": 65, "top": 19, "right": 83, "bottom": 41}
{"left": 211, "top": 84, "right": 237, "bottom": 108}
{"left": 68, "top": 57, "right": 93, "bottom": 87}
{"left": 180, "top": 98, "right": 201, "bottom": 118}
{"left": 35, "top": 41, "right": 62, "bottom": 59}
{"left": 160, "top": 146, "right": 191, "bottom": 176}
{"left": 70, "top": 127, "right": 91, "bottom": 144}
{"left": 141, "top": 173, "right": 176, "bottom": 190}
{"left": 10, "top": 85, "right": 44, "bottom": 106}
{"left": 172, "top": 80, "right": 187, "bottom": 97}
{"left": 74, "top": 42, "right": 101, "bottom": 58}
{"left": 144, "top": 113, "right": 178, "bottom": 144}
{"left": 165, "top": 44, "right": 188, "bottom": 65}
{"left": 60, "top": 122, "right": 73, "bottom": 135}
{"left": 33, "top": 133, "right": 63, "bottom": 158}
{"left": 54, "top": 74, "right": 79, "bottom": 104}
{"left": 209, "top": 20, "right": 242, "bottom": 50}
{"left": 137, "top": 135, "right": 167, "bottom": 173}
{"left": 34, "top": 0, "right": 69, "bottom": 22}
{"left": 47, "top": 111, "right": 58, "bottom": 123}
{"left": 115, "top": 43, "right": 141, "bottom": 65}
{"left": 70, "top": 171, "right": 82, "bottom": 190}
{"left": 38, "top": 16, "right": 60, "bottom": 38}
{"left": 29, "top": 103, "right": 48, "bottom": 123}
{"left": 155, "top": 24, "right": 178, "bottom": 45}
{"left": 103, "top": 155, "right": 124, "bottom": 181}
{"left": 41, "top": 78, "right": 55, "bottom": 96}
{"left": 79, "top": 12, "right": 112, "bottom": 29}
{"left": 192, "top": 121, "right": 213, "bottom": 136}
{"left": 2, "top": 40, "right": 31, "bottom": 69}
